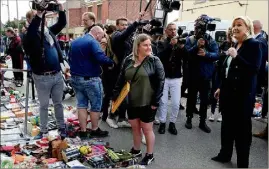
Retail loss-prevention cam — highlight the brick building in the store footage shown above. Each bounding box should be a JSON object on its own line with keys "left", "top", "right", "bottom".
{"left": 108, "top": 0, "right": 157, "bottom": 23}
{"left": 63, "top": 0, "right": 158, "bottom": 37}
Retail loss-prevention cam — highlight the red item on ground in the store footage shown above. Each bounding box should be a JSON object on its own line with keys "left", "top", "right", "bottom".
{"left": 0, "top": 145, "right": 14, "bottom": 152}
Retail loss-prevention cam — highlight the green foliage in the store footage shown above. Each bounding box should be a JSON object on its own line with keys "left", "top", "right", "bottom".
{"left": 4, "top": 20, "right": 26, "bottom": 30}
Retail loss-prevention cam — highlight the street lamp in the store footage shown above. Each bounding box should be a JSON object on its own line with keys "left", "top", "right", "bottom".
{"left": 1, "top": 0, "right": 10, "bottom": 22}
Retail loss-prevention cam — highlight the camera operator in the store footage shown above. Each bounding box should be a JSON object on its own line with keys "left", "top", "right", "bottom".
{"left": 23, "top": 0, "right": 67, "bottom": 140}
{"left": 157, "top": 22, "right": 187, "bottom": 135}
{"left": 107, "top": 12, "right": 145, "bottom": 128}
{"left": 184, "top": 15, "right": 219, "bottom": 133}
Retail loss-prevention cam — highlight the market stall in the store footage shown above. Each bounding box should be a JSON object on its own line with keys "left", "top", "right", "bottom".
{"left": 0, "top": 68, "right": 145, "bottom": 169}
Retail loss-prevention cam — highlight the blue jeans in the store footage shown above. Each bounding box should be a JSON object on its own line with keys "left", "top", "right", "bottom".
{"left": 32, "top": 72, "right": 65, "bottom": 133}
{"left": 71, "top": 76, "right": 103, "bottom": 112}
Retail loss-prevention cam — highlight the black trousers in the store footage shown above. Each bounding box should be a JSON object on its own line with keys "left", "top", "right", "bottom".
{"left": 11, "top": 54, "right": 23, "bottom": 81}
{"left": 186, "top": 78, "right": 211, "bottom": 121}
{"left": 218, "top": 112, "right": 252, "bottom": 168}
{"left": 102, "top": 68, "right": 126, "bottom": 121}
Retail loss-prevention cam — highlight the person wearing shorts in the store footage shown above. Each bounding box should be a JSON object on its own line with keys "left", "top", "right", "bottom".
{"left": 69, "top": 26, "right": 114, "bottom": 138}
{"left": 113, "top": 34, "right": 165, "bottom": 165}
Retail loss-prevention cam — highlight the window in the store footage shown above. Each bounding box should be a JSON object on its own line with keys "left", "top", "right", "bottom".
{"left": 97, "top": 5, "right": 102, "bottom": 21}
{"left": 88, "top": 6, "right": 92, "bottom": 12}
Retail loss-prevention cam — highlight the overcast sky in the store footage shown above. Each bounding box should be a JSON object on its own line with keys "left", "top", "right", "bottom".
{"left": 1, "top": 0, "right": 66, "bottom": 24}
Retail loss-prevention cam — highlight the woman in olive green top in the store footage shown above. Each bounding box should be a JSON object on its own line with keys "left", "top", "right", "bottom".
{"left": 113, "top": 34, "right": 165, "bottom": 165}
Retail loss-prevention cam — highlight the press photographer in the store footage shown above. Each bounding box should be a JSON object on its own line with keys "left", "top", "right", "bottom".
{"left": 184, "top": 14, "right": 219, "bottom": 133}
{"left": 157, "top": 22, "right": 187, "bottom": 135}
{"left": 23, "top": 0, "right": 67, "bottom": 140}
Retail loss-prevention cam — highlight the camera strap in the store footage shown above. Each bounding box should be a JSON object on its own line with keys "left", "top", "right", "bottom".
{"left": 40, "top": 11, "right": 47, "bottom": 59}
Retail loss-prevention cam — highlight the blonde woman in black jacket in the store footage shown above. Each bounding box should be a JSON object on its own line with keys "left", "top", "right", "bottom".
{"left": 212, "top": 16, "right": 262, "bottom": 168}
{"left": 113, "top": 33, "right": 165, "bottom": 165}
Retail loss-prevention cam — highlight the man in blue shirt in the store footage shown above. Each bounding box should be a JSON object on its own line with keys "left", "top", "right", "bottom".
{"left": 69, "top": 26, "right": 114, "bottom": 139}
{"left": 184, "top": 15, "right": 219, "bottom": 133}
{"left": 24, "top": 1, "right": 67, "bottom": 140}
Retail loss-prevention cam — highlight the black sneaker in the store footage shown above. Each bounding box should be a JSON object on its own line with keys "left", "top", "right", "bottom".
{"left": 79, "top": 131, "right": 88, "bottom": 139}
{"left": 140, "top": 153, "right": 154, "bottom": 165}
{"left": 211, "top": 155, "right": 231, "bottom": 163}
{"left": 185, "top": 118, "right": 192, "bottom": 129}
{"left": 90, "top": 128, "right": 109, "bottom": 137}
{"left": 168, "top": 122, "right": 177, "bottom": 135}
{"left": 130, "top": 147, "right": 142, "bottom": 157}
{"left": 158, "top": 123, "right": 166, "bottom": 134}
{"left": 199, "top": 122, "right": 211, "bottom": 133}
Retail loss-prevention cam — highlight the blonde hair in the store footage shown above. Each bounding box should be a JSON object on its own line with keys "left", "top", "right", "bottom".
{"left": 232, "top": 16, "right": 254, "bottom": 40}
{"left": 132, "top": 34, "right": 151, "bottom": 61}
{"left": 83, "top": 12, "right": 96, "bottom": 23}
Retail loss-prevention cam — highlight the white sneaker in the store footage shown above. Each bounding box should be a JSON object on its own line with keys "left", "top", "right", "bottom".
{"left": 106, "top": 118, "right": 118, "bottom": 129}
{"left": 153, "top": 119, "right": 160, "bottom": 125}
{"left": 217, "top": 114, "right": 222, "bottom": 122}
{"left": 208, "top": 114, "right": 215, "bottom": 122}
{"left": 141, "top": 133, "right": 146, "bottom": 145}
{"left": 117, "top": 120, "right": 131, "bottom": 128}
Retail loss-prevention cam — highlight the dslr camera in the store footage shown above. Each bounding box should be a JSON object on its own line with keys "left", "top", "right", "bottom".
{"left": 31, "top": 0, "right": 59, "bottom": 12}
{"left": 138, "top": 19, "right": 164, "bottom": 36}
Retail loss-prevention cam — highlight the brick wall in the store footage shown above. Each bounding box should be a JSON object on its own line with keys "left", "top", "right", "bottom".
{"left": 67, "top": 0, "right": 157, "bottom": 28}
{"left": 68, "top": 1, "right": 109, "bottom": 28}
{"left": 108, "top": 0, "right": 157, "bottom": 22}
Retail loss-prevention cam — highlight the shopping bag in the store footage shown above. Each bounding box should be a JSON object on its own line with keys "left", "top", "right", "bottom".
{"left": 111, "top": 57, "right": 147, "bottom": 114}
{"left": 111, "top": 82, "right": 130, "bottom": 113}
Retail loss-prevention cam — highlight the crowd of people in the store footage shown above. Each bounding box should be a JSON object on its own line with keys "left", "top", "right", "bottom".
{"left": 0, "top": 1, "right": 268, "bottom": 167}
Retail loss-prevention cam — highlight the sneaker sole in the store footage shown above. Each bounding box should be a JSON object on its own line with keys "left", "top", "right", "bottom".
{"left": 107, "top": 123, "right": 119, "bottom": 129}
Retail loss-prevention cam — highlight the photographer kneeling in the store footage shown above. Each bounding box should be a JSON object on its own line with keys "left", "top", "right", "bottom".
{"left": 23, "top": 0, "right": 67, "bottom": 139}
{"left": 185, "top": 15, "right": 219, "bottom": 133}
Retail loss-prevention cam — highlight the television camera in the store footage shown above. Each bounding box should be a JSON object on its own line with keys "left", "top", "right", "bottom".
{"left": 31, "top": 0, "right": 59, "bottom": 12}
{"left": 194, "top": 15, "right": 221, "bottom": 40}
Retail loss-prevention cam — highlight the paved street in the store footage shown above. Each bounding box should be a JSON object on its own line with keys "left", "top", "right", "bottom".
{"left": 2, "top": 63, "right": 268, "bottom": 168}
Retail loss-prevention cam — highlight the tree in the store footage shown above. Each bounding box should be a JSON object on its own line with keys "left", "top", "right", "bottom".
{"left": 4, "top": 20, "right": 26, "bottom": 31}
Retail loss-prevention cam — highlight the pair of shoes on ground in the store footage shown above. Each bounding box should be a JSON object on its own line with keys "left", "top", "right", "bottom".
{"left": 158, "top": 122, "right": 178, "bottom": 135}
{"left": 34, "top": 127, "right": 68, "bottom": 140}
{"left": 185, "top": 118, "right": 211, "bottom": 133}
{"left": 208, "top": 113, "right": 222, "bottom": 122}
{"left": 79, "top": 128, "right": 109, "bottom": 139}
{"left": 106, "top": 117, "right": 131, "bottom": 128}
{"left": 130, "top": 148, "right": 154, "bottom": 166}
